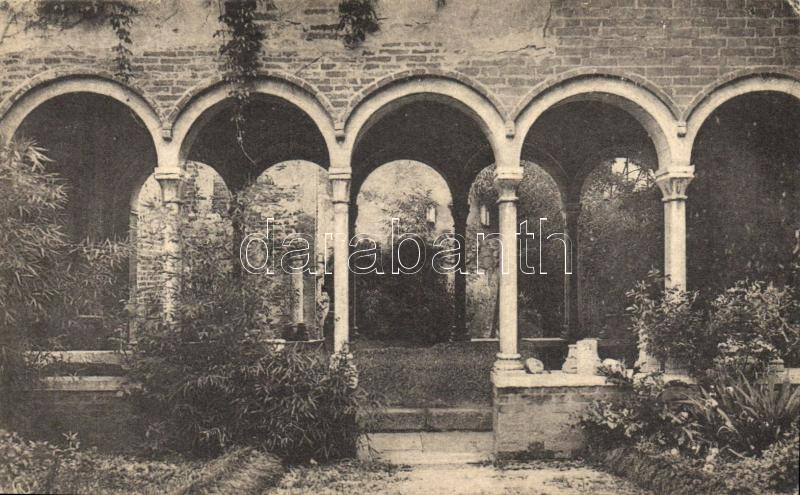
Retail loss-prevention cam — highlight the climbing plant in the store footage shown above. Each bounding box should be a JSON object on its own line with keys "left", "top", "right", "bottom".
{"left": 0, "top": 1, "right": 142, "bottom": 82}
{"left": 107, "top": 3, "right": 137, "bottom": 83}
{"left": 214, "top": 0, "right": 265, "bottom": 151}
{"left": 337, "top": 0, "right": 378, "bottom": 48}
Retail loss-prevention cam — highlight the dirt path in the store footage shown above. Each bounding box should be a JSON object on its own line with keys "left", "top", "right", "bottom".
{"left": 270, "top": 460, "right": 650, "bottom": 495}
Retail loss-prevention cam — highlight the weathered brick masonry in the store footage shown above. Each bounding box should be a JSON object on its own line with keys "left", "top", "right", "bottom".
{"left": 1, "top": 0, "right": 798, "bottom": 124}
{"left": 1, "top": 0, "right": 799, "bottom": 455}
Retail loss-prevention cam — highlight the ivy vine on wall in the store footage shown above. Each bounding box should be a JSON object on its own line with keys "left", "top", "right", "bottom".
{"left": 214, "top": 0, "right": 265, "bottom": 156}
{"left": 107, "top": 3, "right": 137, "bottom": 83}
{"left": 11, "top": 0, "right": 140, "bottom": 82}
{"left": 337, "top": 0, "right": 378, "bottom": 48}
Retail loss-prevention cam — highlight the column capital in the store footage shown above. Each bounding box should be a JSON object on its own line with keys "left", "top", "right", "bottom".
{"left": 330, "top": 174, "right": 351, "bottom": 204}
{"left": 494, "top": 167, "right": 523, "bottom": 203}
{"left": 655, "top": 166, "right": 694, "bottom": 202}
{"left": 154, "top": 168, "right": 183, "bottom": 204}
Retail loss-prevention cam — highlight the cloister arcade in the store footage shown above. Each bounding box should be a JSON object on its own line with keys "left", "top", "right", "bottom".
{"left": 1, "top": 71, "right": 799, "bottom": 374}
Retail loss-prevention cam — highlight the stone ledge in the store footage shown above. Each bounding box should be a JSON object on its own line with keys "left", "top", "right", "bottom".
{"left": 492, "top": 370, "right": 611, "bottom": 388}
{"left": 36, "top": 350, "right": 124, "bottom": 365}
{"left": 39, "top": 376, "right": 127, "bottom": 392}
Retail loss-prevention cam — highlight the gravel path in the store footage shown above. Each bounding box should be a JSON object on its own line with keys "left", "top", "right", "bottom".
{"left": 270, "top": 460, "right": 650, "bottom": 495}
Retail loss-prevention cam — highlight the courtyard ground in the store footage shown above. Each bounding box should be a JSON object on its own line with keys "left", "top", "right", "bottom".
{"left": 270, "top": 432, "right": 649, "bottom": 494}
{"left": 272, "top": 459, "right": 649, "bottom": 495}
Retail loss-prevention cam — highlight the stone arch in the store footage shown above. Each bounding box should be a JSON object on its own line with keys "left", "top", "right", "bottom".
{"left": 169, "top": 75, "right": 338, "bottom": 165}
{"left": 684, "top": 71, "right": 800, "bottom": 151}
{"left": 513, "top": 74, "right": 679, "bottom": 171}
{"left": 342, "top": 73, "right": 508, "bottom": 163}
{"left": 0, "top": 70, "right": 162, "bottom": 149}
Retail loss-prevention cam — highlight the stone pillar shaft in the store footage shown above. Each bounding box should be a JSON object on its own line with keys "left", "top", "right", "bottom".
{"left": 638, "top": 166, "right": 694, "bottom": 372}
{"left": 154, "top": 169, "right": 183, "bottom": 324}
{"left": 290, "top": 256, "right": 305, "bottom": 326}
{"left": 494, "top": 170, "right": 524, "bottom": 372}
{"left": 330, "top": 172, "right": 351, "bottom": 353}
{"left": 562, "top": 202, "right": 581, "bottom": 340}
{"left": 452, "top": 202, "right": 469, "bottom": 340}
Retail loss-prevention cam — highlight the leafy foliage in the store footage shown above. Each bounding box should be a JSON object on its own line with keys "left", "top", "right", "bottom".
{"left": 579, "top": 368, "right": 698, "bottom": 453}
{"left": 579, "top": 159, "right": 661, "bottom": 343}
{"left": 582, "top": 365, "right": 800, "bottom": 493}
{"left": 128, "top": 200, "right": 378, "bottom": 462}
{"left": 0, "top": 429, "right": 283, "bottom": 495}
{"left": 0, "top": 139, "right": 68, "bottom": 332}
{"left": 108, "top": 3, "right": 137, "bottom": 83}
{"left": 715, "top": 422, "right": 800, "bottom": 493}
{"left": 3, "top": 1, "right": 142, "bottom": 81}
{"left": 338, "top": 0, "right": 379, "bottom": 48}
{"left": 215, "top": 0, "right": 265, "bottom": 143}
{"left": 354, "top": 188, "right": 455, "bottom": 343}
{"left": 679, "top": 371, "right": 800, "bottom": 458}
{"left": 627, "top": 272, "right": 800, "bottom": 375}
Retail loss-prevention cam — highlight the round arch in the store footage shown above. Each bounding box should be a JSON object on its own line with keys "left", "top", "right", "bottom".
{"left": 170, "top": 76, "right": 338, "bottom": 165}
{"left": 684, "top": 72, "right": 800, "bottom": 151}
{"left": 342, "top": 74, "right": 508, "bottom": 163}
{"left": 513, "top": 75, "right": 679, "bottom": 170}
{"left": 0, "top": 71, "right": 162, "bottom": 149}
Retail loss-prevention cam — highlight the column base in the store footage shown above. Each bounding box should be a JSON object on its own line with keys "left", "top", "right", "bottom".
{"left": 494, "top": 353, "right": 524, "bottom": 372}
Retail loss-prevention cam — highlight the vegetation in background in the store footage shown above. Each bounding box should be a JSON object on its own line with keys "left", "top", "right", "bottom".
{"left": 0, "top": 1, "right": 143, "bottom": 81}
{"left": 215, "top": 0, "right": 265, "bottom": 149}
{"left": 0, "top": 429, "right": 283, "bottom": 495}
{"left": 128, "top": 198, "right": 379, "bottom": 462}
{"left": 338, "top": 0, "right": 379, "bottom": 48}
{"left": 628, "top": 271, "right": 800, "bottom": 375}
{"left": 354, "top": 188, "right": 455, "bottom": 344}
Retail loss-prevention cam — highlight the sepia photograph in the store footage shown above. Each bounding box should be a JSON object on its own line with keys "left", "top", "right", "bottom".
{"left": 0, "top": 0, "right": 798, "bottom": 493}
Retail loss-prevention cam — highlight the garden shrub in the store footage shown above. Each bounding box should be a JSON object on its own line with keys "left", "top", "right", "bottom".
{"left": 708, "top": 281, "right": 800, "bottom": 372}
{"left": 130, "top": 321, "right": 375, "bottom": 462}
{"left": 582, "top": 363, "right": 800, "bottom": 494}
{"left": 128, "top": 208, "right": 379, "bottom": 463}
{"left": 355, "top": 243, "right": 454, "bottom": 344}
{"left": 715, "top": 422, "right": 800, "bottom": 493}
{"left": 679, "top": 371, "right": 800, "bottom": 458}
{"left": 1, "top": 137, "right": 131, "bottom": 360}
{"left": 0, "top": 428, "right": 284, "bottom": 494}
{"left": 353, "top": 188, "right": 455, "bottom": 344}
{"left": 594, "top": 443, "right": 756, "bottom": 495}
{"left": 627, "top": 271, "right": 800, "bottom": 375}
{"left": 579, "top": 368, "right": 700, "bottom": 454}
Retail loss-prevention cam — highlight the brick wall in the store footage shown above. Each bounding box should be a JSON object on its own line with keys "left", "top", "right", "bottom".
{"left": 1, "top": 0, "right": 797, "bottom": 125}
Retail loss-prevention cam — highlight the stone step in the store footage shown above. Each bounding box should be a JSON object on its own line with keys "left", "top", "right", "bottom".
{"left": 367, "top": 407, "right": 492, "bottom": 432}
{"left": 360, "top": 432, "right": 494, "bottom": 465}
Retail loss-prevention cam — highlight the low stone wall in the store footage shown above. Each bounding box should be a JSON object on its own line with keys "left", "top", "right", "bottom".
{"left": 492, "top": 372, "right": 621, "bottom": 459}
{"left": 492, "top": 368, "right": 800, "bottom": 459}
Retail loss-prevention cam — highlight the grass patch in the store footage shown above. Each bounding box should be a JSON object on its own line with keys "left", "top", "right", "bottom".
{"left": 353, "top": 340, "right": 554, "bottom": 407}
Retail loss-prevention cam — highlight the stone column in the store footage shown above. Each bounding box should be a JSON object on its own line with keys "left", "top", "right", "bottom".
{"left": 330, "top": 169, "right": 351, "bottom": 353}
{"left": 637, "top": 166, "right": 694, "bottom": 372}
{"left": 290, "top": 255, "right": 305, "bottom": 326}
{"left": 154, "top": 169, "right": 183, "bottom": 323}
{"left": 494, "top": 168, "right": 524, "bottom": 372}
{"left": 656, "top": 167, "right": 694, "bottom": 291}
{"left": 452, "top": 197, "right": 469, "bottom": 341}
{"left": 562, "top": 201, "right": 581, "bottom": 341}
